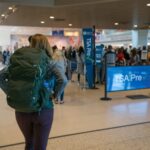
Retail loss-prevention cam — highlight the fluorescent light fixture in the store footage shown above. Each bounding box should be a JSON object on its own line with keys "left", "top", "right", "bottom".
{"left": 114, "top": 22, "right": 119, "bottom": 26}
{"left": 50, "top": 16, "right": 55, "bottom": 19}
{"left": 41, "top": 21, "right": 45, "bottom": 24}
{"left": 146, "top": 3, "right": 150, "bottom": 6}
{"left": 68, "top": 24, "right": 72, "bottom": 27}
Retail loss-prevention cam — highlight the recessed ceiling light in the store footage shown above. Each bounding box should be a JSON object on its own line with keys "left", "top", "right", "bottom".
{"left": 134, "top": 25, "right": 138, "bottom": 28}
{"left": 8, "top": 7, "right": 13, "bottom": 10}
{"left": 68, "top": 24, "right": 72, "bottom": 27}
{"left": 50, "top": 16, "right": 55, "bottom": 19}
{"left": 114, "top": 22, "right": 119, "bottom": 26}
{"left": 41, "top": 21, "right": 45, "bottom": 24}
{"left": 1, "top": 14, "right": 5, "bottom": 17}
{"left": 147, "top": 3, "right": 150, "bottom": 6}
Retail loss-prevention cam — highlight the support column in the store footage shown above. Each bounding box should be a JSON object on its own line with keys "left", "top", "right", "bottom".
{"left": 132, "top": 30, "right": 148, "bottom": 48}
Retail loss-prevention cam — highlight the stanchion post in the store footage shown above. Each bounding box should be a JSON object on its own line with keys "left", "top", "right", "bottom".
{"left": 92, "top": 25, "right": 98, "bottom": 89}
{"left": 93, "top": 25, "right": 96, "bottom": 88}
{"left": 101, "top": 53, "right": 112, "bottom": 101}
{"left": 82, "top": 65, "right": 87, "bottom": 90}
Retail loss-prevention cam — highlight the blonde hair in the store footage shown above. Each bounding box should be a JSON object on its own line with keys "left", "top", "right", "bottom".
{"left": 52, "top": 50, "right": 64, "bottom": 61}
{"left": 31, "top": 34, "right": 53, "bottom": 57}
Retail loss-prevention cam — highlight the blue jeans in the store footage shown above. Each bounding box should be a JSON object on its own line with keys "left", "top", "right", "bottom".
{"left": 60, "top": 91, "right": 64, "bottom": 101}
{"left": 15, "top": 109, "right": 54, "bottom": 150}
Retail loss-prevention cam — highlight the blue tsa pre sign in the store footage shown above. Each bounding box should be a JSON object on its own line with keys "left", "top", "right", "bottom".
{"left": 107, "top": 66, "right": 150, "bottom": 92}
{"left": 82, "top": 28, "right": 94, "bottom": 88}
{"left": 82, "top": 28, "right": 93, "bottom": 64}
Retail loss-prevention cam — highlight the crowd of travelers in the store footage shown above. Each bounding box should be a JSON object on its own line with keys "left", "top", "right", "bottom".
{"left": 112, "top": 45, "right": 149, "bottom": 66}
{"left": 55, "top": 44, "right": 150, "bottom": 85}
{"left": 1, "top": 44, "right": 150, "bottom": 86}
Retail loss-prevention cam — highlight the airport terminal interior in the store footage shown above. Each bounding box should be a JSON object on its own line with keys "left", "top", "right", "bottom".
{"left": 1, "top": 0, "right": 150, "bottom": 150}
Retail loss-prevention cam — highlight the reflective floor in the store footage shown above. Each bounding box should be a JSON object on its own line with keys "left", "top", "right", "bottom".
{"left": 2, "top": 123, "right": 150, "bottom": 150}
{"left": 0, "top": 74, "right": 150, "bottom": 149}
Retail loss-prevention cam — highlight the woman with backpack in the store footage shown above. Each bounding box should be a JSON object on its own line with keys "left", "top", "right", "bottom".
{"left": 1, "top": 34, "right": 68, "bottom": 150}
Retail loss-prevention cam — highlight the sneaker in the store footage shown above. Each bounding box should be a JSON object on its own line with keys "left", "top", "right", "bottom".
{"left": 54, "top": 100, "right": 58, "bottom": 104}
{"left": 60, "top": 101, "right": 64, "bottom": 104}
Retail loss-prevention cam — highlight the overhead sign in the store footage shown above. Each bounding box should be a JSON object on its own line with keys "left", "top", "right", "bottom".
{"left": 52, "top": 30, "right": 64, "bottom": 36}
{"left": 107, "top": 66, "right": 150, "bottom": 92}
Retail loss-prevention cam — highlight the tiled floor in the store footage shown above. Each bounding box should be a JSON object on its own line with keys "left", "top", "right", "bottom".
{"left": 1, "top": 74, "right": 150, "bottom": 149}
{"left": 2, "top": 123, "right": 150, "bottom": 150}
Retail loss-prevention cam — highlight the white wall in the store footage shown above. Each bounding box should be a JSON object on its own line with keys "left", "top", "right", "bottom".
{"left": 0, "top": 28, "right": 11, "bottom": 51}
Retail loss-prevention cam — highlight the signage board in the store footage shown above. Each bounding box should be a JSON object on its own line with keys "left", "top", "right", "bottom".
{"left": 107, "top": 66, "right": 150, "bottom": 92}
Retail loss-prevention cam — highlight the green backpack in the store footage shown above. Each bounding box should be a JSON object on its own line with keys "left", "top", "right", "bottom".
{"left": 6, "top": 47, "right": 50, "bottom": 112}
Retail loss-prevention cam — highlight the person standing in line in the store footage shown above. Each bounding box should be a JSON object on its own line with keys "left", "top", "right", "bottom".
{"left": 2, "top": 50, "right": 7, "bottom": 65}
{"left": 129, "top": 48, "right": 140, "bottom": 66}
{"left": 5, "top": 49, "right": 11, "bottom": 65}
{"left": 95, "top": 44, "right": 105, "bottom": 84}
{"left": 76, "top": 46, "right": 85, "bottom": 84}
{"left": 62, "top": 46, "right": 67, "bottom": 57}
{"left": 66, "top": 46, "right": 77, "bottom": 81}
{"left": 52, "top": 47, "right": 67, "bottom": 104}
{"left": 116, "top": 47, "right": 126, "bottom": 66}
{"left": 123, "top": 48, "right": 130, "bottom": 66}
{"left": 0, "top": 51, "right": 3, "bottom": 63}
{"left": 1, "top": 34, "right": 68, "bottom": 150}
{"left": 101, "top": 45, "right": 116, "bottom": 83}
{"left": 141, "top": 46, "right": 148, "bottom": 65}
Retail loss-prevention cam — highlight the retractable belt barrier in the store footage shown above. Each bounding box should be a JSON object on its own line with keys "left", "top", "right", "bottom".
{"left": 107, "top": 65, "right": 150, "bottom": 92}
{"left": 101, "top": 56, "right": 150, "bottom": 100}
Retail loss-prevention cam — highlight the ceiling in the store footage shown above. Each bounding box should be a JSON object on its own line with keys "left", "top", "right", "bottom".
{"left": 0, "top": 0, "right": 150, "bottom": 29}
